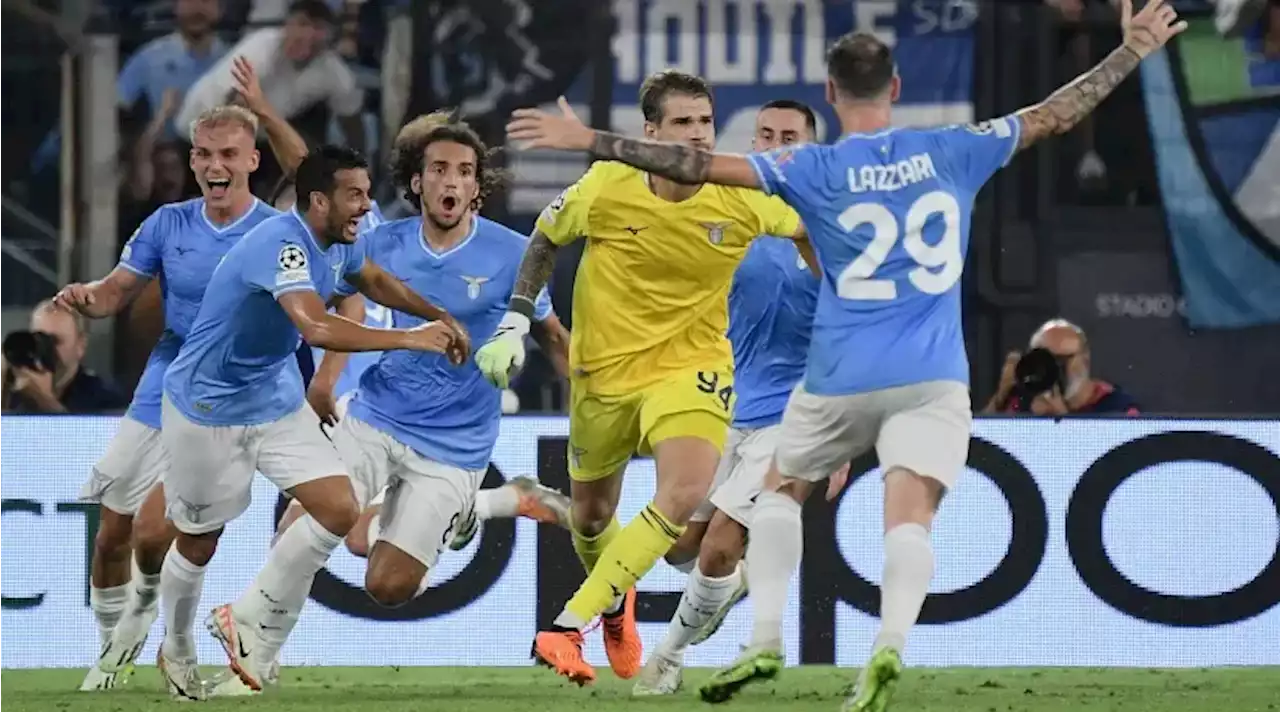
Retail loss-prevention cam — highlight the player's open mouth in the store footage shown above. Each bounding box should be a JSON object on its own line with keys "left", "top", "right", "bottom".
{"left": 207, "top": 178, "right": 231, "bottom": 198}
{"left": 441, "top": 195, "right": 459, "bottom": 212}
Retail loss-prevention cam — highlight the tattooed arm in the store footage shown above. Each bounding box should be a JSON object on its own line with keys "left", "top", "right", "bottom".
{"left": 588, "top": 132, "right": 757, "bottom": 188}
{"left": 508, "top": 230, "right": 560, "bottom": 320}
{"left": 1014, "top": 0, "right": 1186, "bottom": 151}
{"left": 1013, "top": 46, "right": 1141, "bottom": 151}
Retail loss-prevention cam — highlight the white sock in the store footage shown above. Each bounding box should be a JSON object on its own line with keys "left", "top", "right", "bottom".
{"left": 745, "top": 492, "right": 803, "bottom": 649}
{"left": 670, "top": 557, "right": 697, "bottom": 574}
{"left": 655, "top": 567, "right": 740, "bottom": 661}
{"left": 233, "top": 515, "right": 342, "bottom": 658}
{"left": 159, "top": 546, "right": 206, "bottom": 661}
{"left": 129, "top": 556, "right": 162, "bottom": 614}
{"left": 874, "top": 523, "right": 934, "bottom": 654}
{"left": 473, "top": 486, "right": 519, "bottom": 521}
{"left": 90, "top": 583, "right": 129, "bottom": 649}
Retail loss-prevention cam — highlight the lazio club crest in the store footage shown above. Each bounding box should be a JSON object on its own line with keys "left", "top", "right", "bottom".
{"left": 700, "top": 221, "right": 733, "bottom": 245}
{"left": 461, "top": 275, "right": 490, "bottom": 300}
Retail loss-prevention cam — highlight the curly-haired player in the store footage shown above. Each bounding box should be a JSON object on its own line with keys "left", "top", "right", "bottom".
{"left": 268, "top": 115, "right": 572, "bottom": 645}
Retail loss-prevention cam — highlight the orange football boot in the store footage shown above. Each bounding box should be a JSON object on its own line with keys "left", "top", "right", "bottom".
{"left": 531, "top": 629, "right": 596, "bottom": 686}
{"left": 601, "top": 588, "right": 642, "bottom": 679}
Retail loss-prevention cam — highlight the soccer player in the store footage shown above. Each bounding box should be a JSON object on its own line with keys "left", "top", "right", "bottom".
{"left": 55, "top": 103, "right": 282, "bottom": 692}
{"left": 318, "top": 117, "right": 573, "bottom": 613}
{"left": 505, "top": 1, "right": 1184, "bottom": 707}
{"left": 154, "top": 145, "right": 463, "bottom": 698}
{"left": 272, "top": 112, "right": 571, "bottom": 566}
{"left": 476, "top": 71, "right": 808, "bottom": 685}
{"left": 633, "top": 99, "right": 835, "bottom": 696}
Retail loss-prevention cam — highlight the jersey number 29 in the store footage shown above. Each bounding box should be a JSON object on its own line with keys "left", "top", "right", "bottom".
{"left": 836, "top": 190, "right": 963, "bottom": 300}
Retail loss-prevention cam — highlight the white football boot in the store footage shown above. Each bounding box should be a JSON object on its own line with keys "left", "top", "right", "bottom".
{"left": 631, "top": 653, "right": 683, "bottom": 696}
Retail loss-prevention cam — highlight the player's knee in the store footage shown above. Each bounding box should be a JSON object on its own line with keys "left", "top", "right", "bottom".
{"left": 305, "top": 491, "right": 360, "bottom": 538}
{"left": 174, "top": 530, "right": 221, "bottom": 567}
{"left": 364, "top": 552, "right": 425, "bottom": 608}
{"left": 131, "top": 509, "right": 175, "bottom": 572}
{"left": 364, "top": 573, "right": 418, "bottom": 608}
{"left": 699, "top": 516, "right": 745, "bottom": 577}
{"left": 664, "top": 520, "right": 706, "bottom": 567}
{"left": 569, "top": 497, "right": 615, "bottom": 536}
{"left": 94, "top": 508, "right": 134, "bottom": 561}
{"left": 344, "top": 509, "right": 378, "bottom": 558}
{"left": 883, "top": 467, "right": 944, "bottom": 530}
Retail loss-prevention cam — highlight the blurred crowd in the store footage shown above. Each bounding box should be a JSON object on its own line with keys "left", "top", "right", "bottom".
{"left": 4, "top": 0, "right": 1277, "bottom": 416}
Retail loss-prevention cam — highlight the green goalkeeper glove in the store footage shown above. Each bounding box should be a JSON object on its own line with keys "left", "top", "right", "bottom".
{"left": 475, "top": 311, "right": 530, "bottom": 389}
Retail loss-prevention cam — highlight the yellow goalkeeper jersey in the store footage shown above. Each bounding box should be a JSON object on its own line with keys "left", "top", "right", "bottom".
{"left": 535, "top": 160, "right": 801, "bottom": 395}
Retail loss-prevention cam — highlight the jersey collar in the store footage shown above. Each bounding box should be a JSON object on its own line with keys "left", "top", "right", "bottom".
{"left": 290, "top": 206, "right": 327, "bottom": 253}
{"left": 418, "top": 214, "right": 478, "bottom": 260}
{"left": 201, "top": 197, "right": 261, "bottom": 234}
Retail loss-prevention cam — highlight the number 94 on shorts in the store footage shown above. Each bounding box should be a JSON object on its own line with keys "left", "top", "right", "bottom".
{"left": 566, "top": 369, "right": 735, "bottom": 482}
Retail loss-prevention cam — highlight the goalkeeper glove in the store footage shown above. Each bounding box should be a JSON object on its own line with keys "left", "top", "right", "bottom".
{"left": 475, "top": 311, "right": 530, "bottom": 389}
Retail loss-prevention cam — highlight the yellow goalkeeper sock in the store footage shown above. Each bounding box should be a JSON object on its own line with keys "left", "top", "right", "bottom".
{"left": 571, "top": 516, "right": 620, "bottom": 573}
{"left": 560, "top": 503, "right": 684, "bottom": 627}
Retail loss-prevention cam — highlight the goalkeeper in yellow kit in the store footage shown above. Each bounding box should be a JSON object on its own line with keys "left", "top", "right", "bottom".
{"left": 476, "top": 71, "right": 808, "bottom": 685}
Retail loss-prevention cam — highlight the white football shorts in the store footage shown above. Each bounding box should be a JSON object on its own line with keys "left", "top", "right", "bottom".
{"left": 161, "top": 396, "right": 345, "bottom": 535}
{"left": 774, "top": 380, "right": 972, "bottom": 489}
{"left": 331, "top": 414, "right": 484, "bottom": 570}
{"left": 80, "top": 417, "right": 169, "bottom": 516}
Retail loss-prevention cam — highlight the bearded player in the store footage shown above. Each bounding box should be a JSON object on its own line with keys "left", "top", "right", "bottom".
{"left": 273, "top": 112, "right": 572, "bottom": 565}
{"left": 506, "top": 1, "right": 1185, "bottom": 708}
{"left": 476, "top": 71, "right": 809, "bottom": 685}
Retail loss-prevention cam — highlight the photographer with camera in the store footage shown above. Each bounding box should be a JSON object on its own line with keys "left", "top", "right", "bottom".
{"left": 983, "top": 319, "right": 1140, "bottom": 416}
{"left": 2, "top": 299, "right": 128, "bottom": 414}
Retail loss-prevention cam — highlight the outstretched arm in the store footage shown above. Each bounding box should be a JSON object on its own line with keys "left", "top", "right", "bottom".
{"left": 586, "top": 132, "right": 758, "bottom": 188}
{"left": 1014, "top": 0, "right": 1185, "bottom": 151}
{"left": 506, "top": 97, "right": 758, "bottom": 189}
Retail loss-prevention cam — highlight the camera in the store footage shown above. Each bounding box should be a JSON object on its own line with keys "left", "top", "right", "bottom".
{"left": 2, "top": 330, "right": 60, "bottom": 373}
{"left": 1013, "top": 347, "right": 1064, "bottom": 400}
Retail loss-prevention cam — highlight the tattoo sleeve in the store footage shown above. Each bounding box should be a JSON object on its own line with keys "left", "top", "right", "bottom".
{"left": 590, "top": 131, "right": 711, "bottom": 185}
{"left": 509, "top": 230, "right": 559, "bottom": 319}
{"left": 1015, "top": 45, "right": 1142, "bottom": 151}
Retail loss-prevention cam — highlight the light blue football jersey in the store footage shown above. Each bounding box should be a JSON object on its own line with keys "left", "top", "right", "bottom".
{"left": 746, "top": 116, "right": 1020, "bottom": 396}
{"left": 728, "top": 236, "right": 819, "bottom": 429}
{"left": 164, "top": 208, "right": 367, "bottom": 426}
{"left": 118, "top": 197, "right": 278, "bottom": 428}
{"left": 315, "top": 202, "right": 393, "bottom": 398}
{"left": 346, "top": 216, "right": 553, "bottom": 471}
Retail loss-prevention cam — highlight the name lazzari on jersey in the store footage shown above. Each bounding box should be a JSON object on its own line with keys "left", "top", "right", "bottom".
{"left": 849, "top": 153, "right": 938, "bottom": 193}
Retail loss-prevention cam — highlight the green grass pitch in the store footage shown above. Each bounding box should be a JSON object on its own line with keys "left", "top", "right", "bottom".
{"left": 4, "top": 666, "right": 1278, "bottom": 712}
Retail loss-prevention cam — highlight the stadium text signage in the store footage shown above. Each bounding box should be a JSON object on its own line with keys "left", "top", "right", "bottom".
{"left": 2, "top": 417, "right": 1277, "bottom": 669}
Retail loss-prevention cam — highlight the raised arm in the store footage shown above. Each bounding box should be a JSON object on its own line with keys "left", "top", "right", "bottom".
{"left": 231, "top": 56, "right": 309, "bottom": 178}
{"left": 1014, "top": 0, "right": 1185, "bottom": 151}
